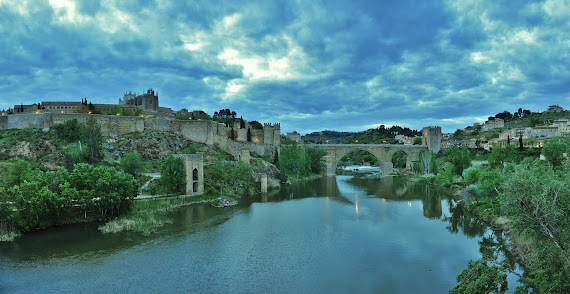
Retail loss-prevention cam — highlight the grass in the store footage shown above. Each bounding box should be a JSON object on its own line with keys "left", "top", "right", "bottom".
{"left": 98, "top": 212, "right": 173, "bottom": 236}
{"left": 98, "top": 194, "right": 220, "bottom": 235}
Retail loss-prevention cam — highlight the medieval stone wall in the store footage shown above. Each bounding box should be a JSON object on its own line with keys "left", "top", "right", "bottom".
{"left": 1, "top": 113, "right": 281, "bottom": 157}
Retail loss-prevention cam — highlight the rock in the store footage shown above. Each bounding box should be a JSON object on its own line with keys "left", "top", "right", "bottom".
{"left": 212, "top": 196, "right": 238, "bottom": 208}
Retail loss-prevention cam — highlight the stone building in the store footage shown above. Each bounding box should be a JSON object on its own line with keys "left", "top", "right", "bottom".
{"left": 119, "top": 89, "right": 159, "bottom": 112}
{"left": 286, "top": 131, "right": 302, "bottom": 143}
{"left": 546, "top": 105, "right": 564, "bottom": 112}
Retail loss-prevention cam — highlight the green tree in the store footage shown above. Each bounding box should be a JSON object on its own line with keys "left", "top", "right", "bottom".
{"left": 306, "top": 147, "right": 327, "bottom": 174}
{"left": 498, "top": 159, "right": 570, "bottom": 292}
{"left": 477, "top": 170, "right": 501, "bottom": 199}
{"left": 160, "top": 156, "right": 186, "bottom": 194}
{"left": 278, "top": 140, "right": 310, "bottom": 179}
{"left": 413, "top": 137, "right": 423, "bottom": 145}
{"left": 53, "top": 119, "right": 84, "bottom": 142}
{"left": 444, "top": 146, "right": 471, "bottom": 176}
{"left": 205, "top": 161, "right": 255, "bottom": 196}
{"left": 83, "top": 116, "right": 102, "bottom": 163}
{"left": 247, "top": 128, "right": 252, "bottom": 142}
{"left": 542, "top": 137, "right": 569, "bottom": 167}
{"left": 121, "top": 152, "right": 143, "bottom": 175}
{"left": 109, "top": 105, "right": 122, "bottom": 115}
{"left": 450, "top": 260, "right": 508, "bottom": 294}
{"left": 488, "top": 145, "right": 521, "bottom": 169}
{"left": 464, "top": 167, "right": 481, "bottom": 186}
{"left": 7, "top": 160, "right": 31, "bottom": 187}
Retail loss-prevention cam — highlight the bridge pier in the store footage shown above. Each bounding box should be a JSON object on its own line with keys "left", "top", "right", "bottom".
{"left": 381, "top": 162, "right": 394, "bottom": 174}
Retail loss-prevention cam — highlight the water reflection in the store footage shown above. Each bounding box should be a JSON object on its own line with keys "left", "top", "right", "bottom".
{"left": 346, "top": 175, "right": 446, "bottom": 219}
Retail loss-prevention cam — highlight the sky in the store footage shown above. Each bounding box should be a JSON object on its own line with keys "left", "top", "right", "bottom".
{"left": 1, "top": 0, "right": 569, "bottom": 134}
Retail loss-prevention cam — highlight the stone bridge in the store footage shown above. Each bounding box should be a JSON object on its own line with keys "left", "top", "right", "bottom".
{"left": 310, "top": 144, "right": 429, "bottom": 176}
{"left": 308, "top": 126, "right": 442, "bottom": 176}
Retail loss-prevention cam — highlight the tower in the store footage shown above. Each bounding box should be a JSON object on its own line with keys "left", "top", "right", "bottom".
{"left": 422, "top": 126, "right": 442, "bottom": 153}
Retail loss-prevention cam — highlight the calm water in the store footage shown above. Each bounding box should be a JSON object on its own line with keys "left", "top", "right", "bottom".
{"left": 0, "top": 169, "right": 519, "bottom": 293}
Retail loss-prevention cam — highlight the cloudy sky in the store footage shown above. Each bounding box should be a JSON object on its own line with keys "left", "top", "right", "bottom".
{"left": 1, "top": 0, "right": 569, "bottom": 134}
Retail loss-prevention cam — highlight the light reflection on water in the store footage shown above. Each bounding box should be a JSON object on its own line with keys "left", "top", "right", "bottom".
{"left": 0, "top": 169, "right": 520, "bottom": 293}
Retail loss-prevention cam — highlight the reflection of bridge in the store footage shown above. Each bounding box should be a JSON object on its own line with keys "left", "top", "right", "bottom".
{"left": 309, "top": 126, "right": 442, "bottom": 176}
{"left": 312, "top": 144, "right": 428, "bottom": 176}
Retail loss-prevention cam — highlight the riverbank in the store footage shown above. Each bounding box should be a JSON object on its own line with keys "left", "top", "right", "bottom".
{"left": 99, "top": 194, "right": 221, "bottom": 235}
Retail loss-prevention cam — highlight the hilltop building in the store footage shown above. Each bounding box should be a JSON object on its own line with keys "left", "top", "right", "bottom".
{"left": 546, "top": 105, "right": 564, "bottom": 113}
{"left": 482, "top": 118, "right": 504, "bottom": 131}
{"left": 119, "top": 89, "right": 159, "bottom": 112}
{"left": 286, "top": 131, "right": 302, "bottom": 143}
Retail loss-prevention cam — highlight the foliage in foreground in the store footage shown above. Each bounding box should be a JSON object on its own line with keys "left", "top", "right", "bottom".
{"left": 0, "top": 164, "right": 138, "bottom": 237}
{"left": 449, "top": 260, "right": 508, "bottom": 294}
{"left": 455, "top": 137, "right": 570, "bottom": 293}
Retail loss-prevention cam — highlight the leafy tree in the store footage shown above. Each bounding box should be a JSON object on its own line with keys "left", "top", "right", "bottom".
{"left": 413, "top": 137, "right": 423, "bottom": 145}
{"left": 437, "top": 162, "right": 455, "bottom": 187}
{"left": 121, "top": 152, "right": 143, "bottom": 175}
{"left": 109, "top": 105, "right": 122, "bottom": 115}
{"left": 205, "top": 161, "right": 255, "bottom": 196}
{"left": 160, "top": 156, "right": 186, "bottom": 194}
{"left": 498, "top": 159, "right": 570, "bottom": 292}
{"left": 7, "top": 160, "right": 31, "bottom": 187}
{"left": 450, "top": 260, "right": 508, "bottom": 294}
{"left": 83, "top": 116, "right": 102, "bottom": 163}
{"left": 247, "top": 128, "right": 252, "bottom": 142}
{"left": 249, "top": 120, "right": 263, "bottom": 130}
{"left": 306, "top": 147, "right": 327, "bottom": 174}
{"left": 542, "top": 137, "right": 569, "bottom": 167}
{"left": 53, "top": 119, "right": 84, "bottom": 142}
{"left": 464, "top": 167, "right": 481, "bottom": 186}
{"left": 444, "top": 146, "right": 471, "bottom": 176}
{"left": 477, "top": 170, "right": 501, "bottom": 199}
{"left": 419, "top": 151, "right": 436, "bottom": 175}
{"left": 278, "top": 140, "right": 310, "bottom": 179}
{"left": 488, "top": 145, "right": 521, "bottom": 169}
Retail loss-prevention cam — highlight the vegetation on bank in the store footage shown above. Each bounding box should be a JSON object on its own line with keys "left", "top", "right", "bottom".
{"left": 99, "top": 194, "right": 219, "bottom": 235}
{"left": 418, "top": 138, "right": 570, "bottom": 293}
{"left": 0, "top": 163, "right": 138, "bottom": 240}
{"left": 276, "top": 139, "right": 327, "bottom": 181}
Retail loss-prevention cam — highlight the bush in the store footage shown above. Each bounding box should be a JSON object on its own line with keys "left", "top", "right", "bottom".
{"left": 464, "top": 167, "right": 482, "bottom": 185}
{"left": 160, "top": 156, "right": 186, "bottom": 194}
{"left": 121, "top": 152, "right": 143, "bottom": 175}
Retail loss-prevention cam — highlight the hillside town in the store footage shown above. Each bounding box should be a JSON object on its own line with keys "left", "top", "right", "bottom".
{"left": 442, "top": 104, "right": 569, "bottom": 150}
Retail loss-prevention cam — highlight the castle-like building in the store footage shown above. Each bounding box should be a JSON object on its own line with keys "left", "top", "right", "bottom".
{"left": 119, "top": 89, "right": 159, "bottom": 112}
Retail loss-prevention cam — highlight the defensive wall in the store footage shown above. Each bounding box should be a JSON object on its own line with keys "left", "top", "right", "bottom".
{"left": 0, "top": 113, "right": 280, "bottom": 158}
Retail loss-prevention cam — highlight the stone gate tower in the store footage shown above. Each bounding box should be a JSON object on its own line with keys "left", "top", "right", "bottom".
{"left": 422, "top": 126, "right": 442, "bottom": 153}
{"left": 173, "top": 153, "right": 204, "bottom": 195}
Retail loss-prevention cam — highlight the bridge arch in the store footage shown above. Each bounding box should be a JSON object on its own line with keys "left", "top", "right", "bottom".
{"left": 334, "top": 147, "right": 385, "bottom": 171}
{"left": 316, "top": 144, "right": 428, "bottom": 176}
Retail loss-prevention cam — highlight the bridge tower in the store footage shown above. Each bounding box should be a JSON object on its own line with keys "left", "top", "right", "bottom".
{"left": 422, "top": 126, "right": 442, "bottom": 153}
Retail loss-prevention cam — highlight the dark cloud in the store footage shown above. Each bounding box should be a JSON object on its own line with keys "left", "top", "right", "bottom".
{"left": 1, "top": 0, "right": 568, "bottom": 133}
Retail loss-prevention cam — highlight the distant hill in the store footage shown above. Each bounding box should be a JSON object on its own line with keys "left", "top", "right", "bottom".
{"left": 303, "top": 130, "right": 355, "bottom": 144}
{"left": 348, "top": 125, "right": 421, "bottom": 144}
{"left": 303, "top": 125, "right": 421, "bottom": 144}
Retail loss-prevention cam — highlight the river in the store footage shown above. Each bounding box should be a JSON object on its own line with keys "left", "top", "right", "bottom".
{"left": 0, "top": 167, "right": 520, "bottom": 293}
